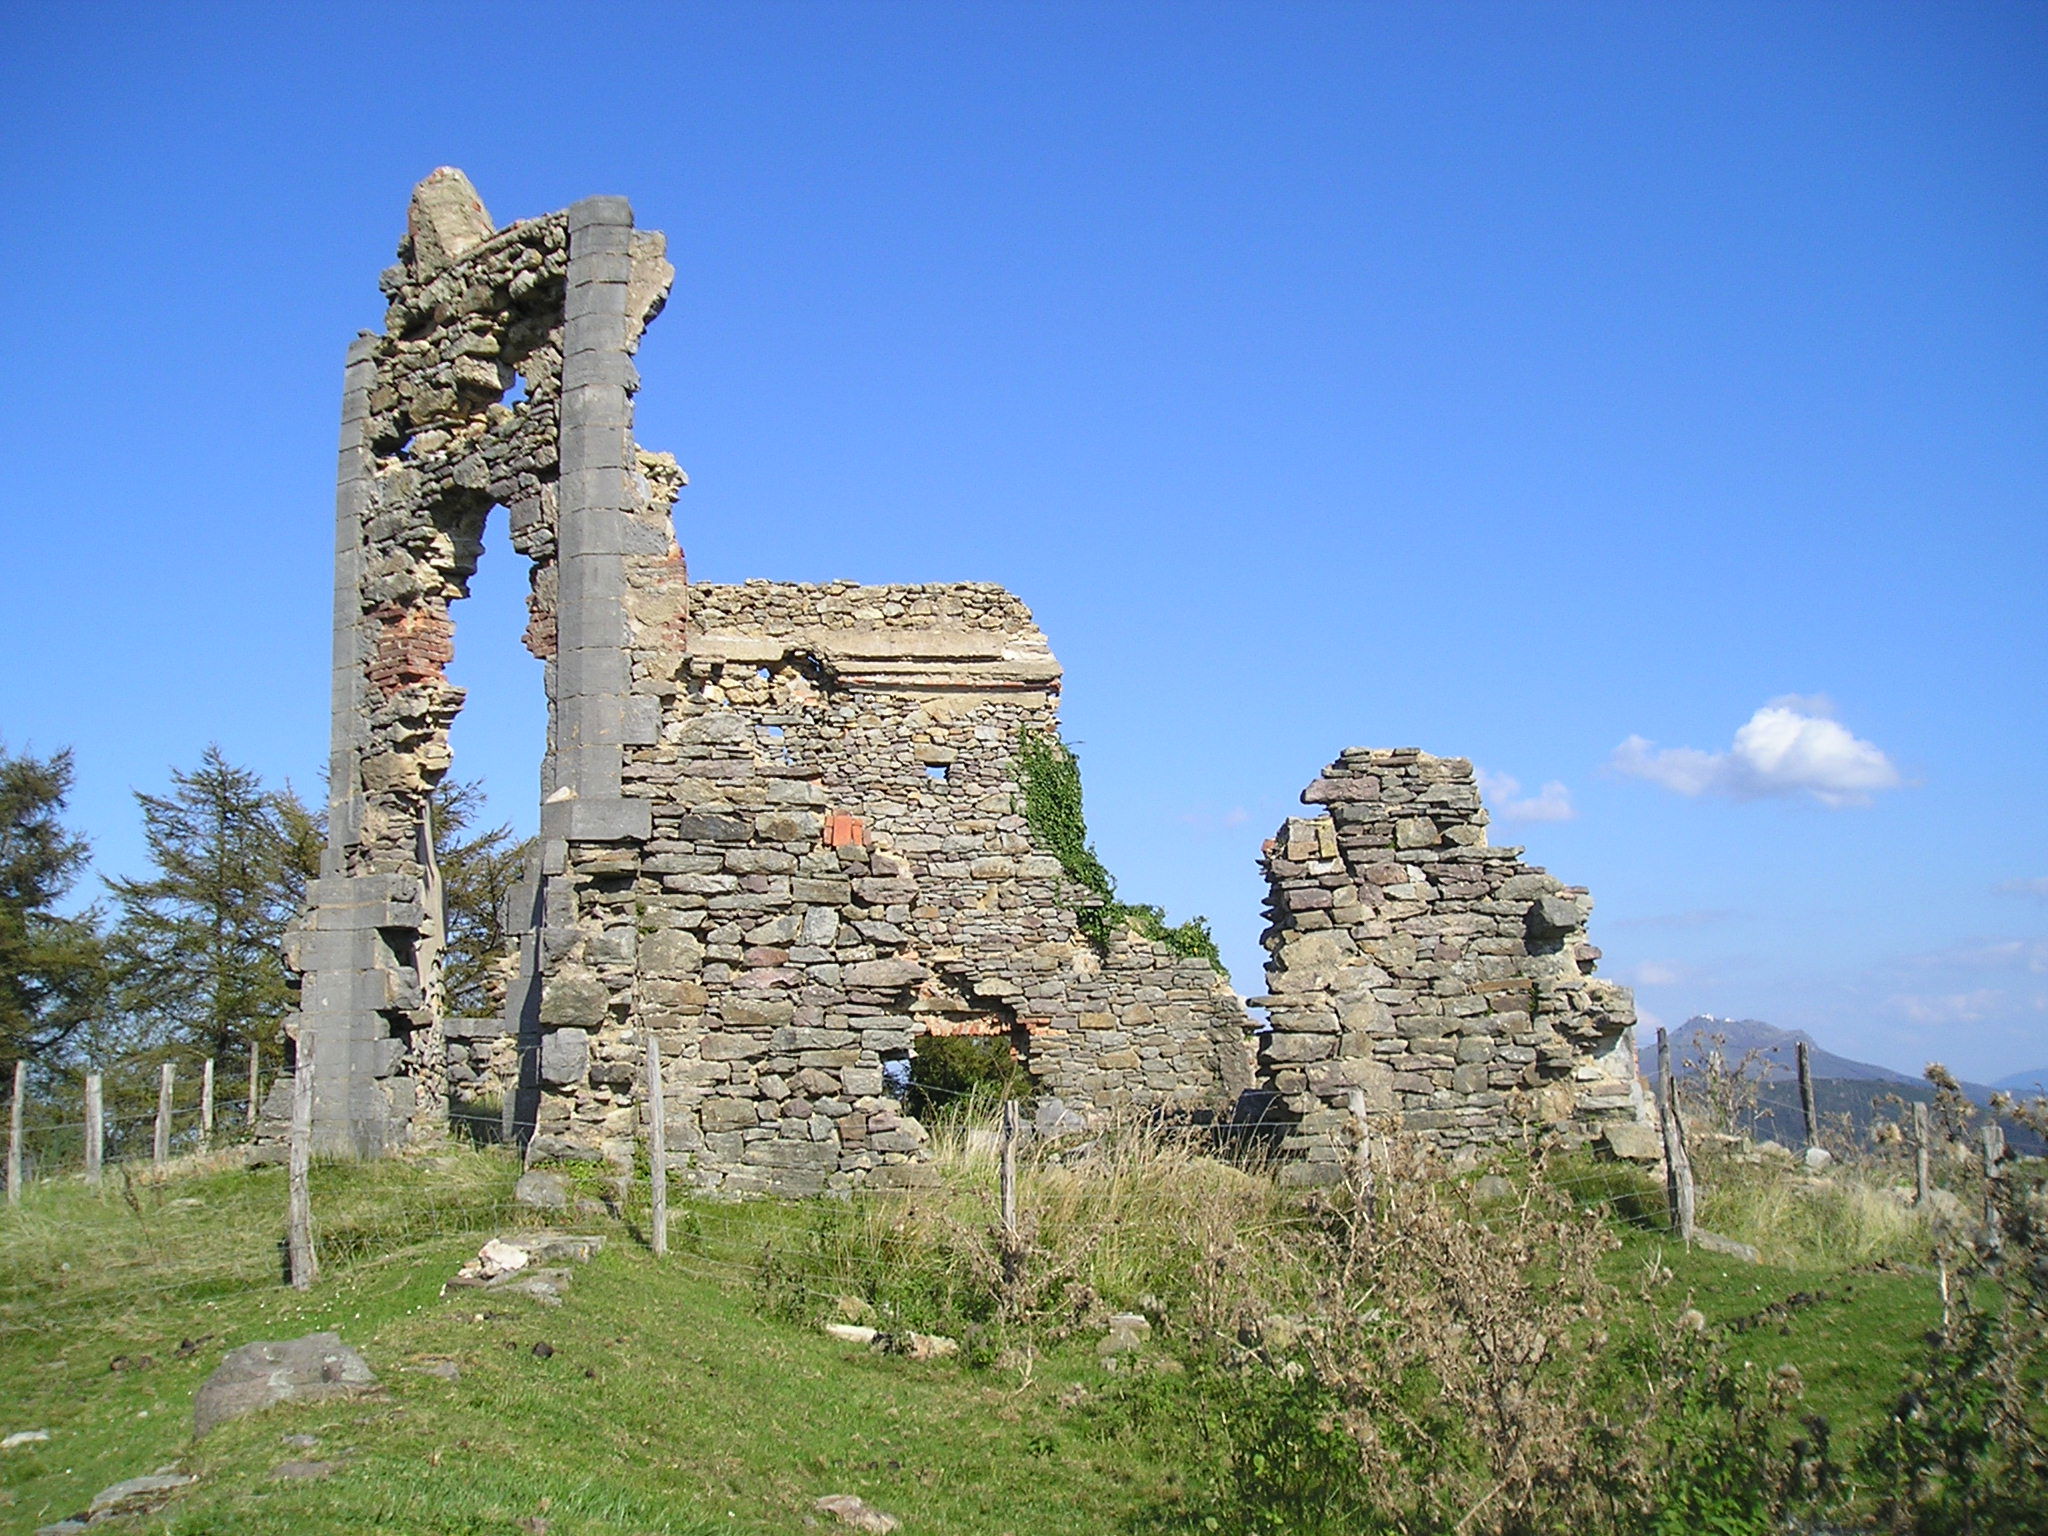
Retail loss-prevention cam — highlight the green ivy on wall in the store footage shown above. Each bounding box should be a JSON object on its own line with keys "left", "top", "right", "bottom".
{"left": 1013, "top": 728, "right": 1224, "bottom": 971}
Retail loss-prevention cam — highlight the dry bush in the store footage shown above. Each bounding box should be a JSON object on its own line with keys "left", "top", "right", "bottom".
{"left": 1697, "top": 1156, "right": 1926, "bottom": 1269}
{"left": 755, "top": 1112, "right": 1302, "bottom": 1347}
{"left": 1857, "top": 1083, "right": 2048, "bottom": 1534}
{"left": 1159, "top": 1139, "right": 1820, "bottom": 1536}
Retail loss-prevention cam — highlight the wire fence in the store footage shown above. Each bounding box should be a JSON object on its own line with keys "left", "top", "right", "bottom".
{"left": 2, "top": 1039, "right": 2036, "bottom": 1346}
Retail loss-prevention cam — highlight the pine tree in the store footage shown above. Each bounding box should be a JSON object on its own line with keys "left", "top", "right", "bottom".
{"left": 0, "top": 743, "right": 106, "bottom": 1065}
{"left": 104, "top": 747, "right": 318, "bottom": 1069}
{"left": 429, "top": 779, "right": 533, "bottom": 1020}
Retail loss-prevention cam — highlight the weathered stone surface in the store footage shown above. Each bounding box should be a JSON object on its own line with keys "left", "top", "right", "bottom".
{"left": 514, "top": 1170, "right": 570, "bottom": 1210}
{"left": 539, "top": 1028, "right": 590, "bottom": 1087}
{"left": 1099, "top": 1312, "right": 1152, "bottom": 1356}
{"left": 87, "top": 1471, "right": 197, "bottom": 1518}
{"left": 1694, "top": 1229, "right": 1761, "bottom": 1264}
{"left": 815, "top": 1493, "right": 902, "bottom": 1534}
{"left": 194, "top": 1334, "right": 377, "bottom": 1436}
{"left": 1261, "top": 751, "right": 1652, "bottom": 1163}
{"left": 1603, "top": 1122, "right": 1664, "bottom": 1162}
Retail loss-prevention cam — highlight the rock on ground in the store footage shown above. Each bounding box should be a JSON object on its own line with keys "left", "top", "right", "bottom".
{"left": 193, "top": 1332, "right": 378, "bottom": 1436}
{"left": 815, "top": 1493, "right": 902, "bottom": 1533}
{"left": 1693, "top": 1230, "right": 1762, "bottom": 1265}
{"left": 88, "top": 1470, "right": 197, "bottom": 1517}
{"left": 870, "top": 1330, "right": 956, "bottom": 1361}
{"left": 1099, "top": 1313, "right": 1152, "bottom": 1356}
{"left": 446, "top": 1232, "right": 605, "bottom": 1291}
{"left": 514, "top": 1170, "right": 570, "bottom": 1210}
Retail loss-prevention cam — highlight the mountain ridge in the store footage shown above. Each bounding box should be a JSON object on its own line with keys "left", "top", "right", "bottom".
{"left": 1639, "top": 1016, "right": 1920, "bottom": 1086}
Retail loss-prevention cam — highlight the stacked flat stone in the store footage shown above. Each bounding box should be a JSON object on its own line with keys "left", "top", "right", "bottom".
{"left": 530, "top": 578, "right": 1255, "bottom": 1193}
{"left": 1257, "top": 749, "right": 1648, "bottom": 1183}
{"left": 289, "top": 168, "right": 1254, "bottom": 1180}
{"left": 287, "top": 168, "right": 676, "bottom": 1154}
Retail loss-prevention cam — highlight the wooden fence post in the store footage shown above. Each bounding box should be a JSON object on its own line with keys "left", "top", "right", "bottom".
{"left": 153, "top": 1062, "right": 174, "bottom": 1173}
{"left": 1657, "top": 1027, "right": 1696, "bottom": 1243}
{"left": 6, "top": 1060, "right": 23, "bottom": 1206}
{"left": 1349, "top": 1082, "right": 1379, "bottom": 1181}
{"left": 288, "top": 1038, "right": 317, "bottom": 1290}
{"left": 644, "top": 1032, "right": 668, "bottom": 1258}
{"left": 1796, "top": 1040, "right": 1820, "bottom": 1150}
{"left": 200, "top": 1058, "right": 216, "bottom": 1144}
{"left": 999, "top": 1098, "right": 1021, "bottom": 1285}
{"left": 247, "top": 1042, "right": 260, "bottom": 1128}
{"left": 84, "top": 1071, "right": 104, "bottom": 1186}
{"left": 1912, "top": 1100, "right": 1931, "bottom": 1206}
{"left": 1981, "top": 1122, "right": 2005, "bottom": 1250}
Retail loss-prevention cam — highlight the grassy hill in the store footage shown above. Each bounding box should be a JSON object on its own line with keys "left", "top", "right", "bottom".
{"left": 0, "top": 1127, "right": 2027, "bottom": 1535}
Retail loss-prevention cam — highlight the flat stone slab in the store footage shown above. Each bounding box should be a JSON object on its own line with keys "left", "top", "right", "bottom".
{"left": 445, "top": 1233, "right": 605, "bottom": 1293}
{"left": 1693, "top": 1230, "right": 1761, "bottom": 1265}
{"left": 88, "top": 1470, "right": 196, "bottom": 1517}
{"left": 815, "top": 1493, "right": 901, "bottom": 1533}
{"left": 194, "top": 1332, "right": 377, "bottom": 1436}
{"left": 514, "top": 1170, "right": 569, "bottom": 1210}
{"left": 1099, "top": 1313, "right": 1152, "bottom": 1356}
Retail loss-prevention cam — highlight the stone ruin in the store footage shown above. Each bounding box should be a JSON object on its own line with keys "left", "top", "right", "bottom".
{"left": 1256, "top": 750, "right": 1651, "bottom": 1183}
{"left": 284, "top": 170, "right": 1654, "bottom": 1191}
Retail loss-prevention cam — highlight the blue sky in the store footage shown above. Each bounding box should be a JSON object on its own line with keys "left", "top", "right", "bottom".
{"left": 2, "top": 2, "right": 2042, "bottom": 1080}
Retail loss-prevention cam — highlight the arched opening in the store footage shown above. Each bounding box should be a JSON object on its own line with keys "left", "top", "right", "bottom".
{"left": 439, "top": 506, "right": 549, "bottom": 1141}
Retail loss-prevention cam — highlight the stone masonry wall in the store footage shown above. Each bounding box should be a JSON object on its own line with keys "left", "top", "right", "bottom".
{"left": 289, "top": 168, "right": 675, "bottom": 1155}
{"left": 1257, "top": 749, "right": 1649, "bottom": 1184}
{"left": 294, "top": 170, "right": 1648, "bottom": 1189}
{"left": 524, "top": 576, "right": 1256, "bottom": 1194}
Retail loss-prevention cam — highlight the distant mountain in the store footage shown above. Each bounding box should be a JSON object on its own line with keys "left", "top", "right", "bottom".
{"left": 1993, "top": 1068, "right": 2048, "bottom": 1097}
{"left": 1640, "top": 1016, "right": 1918, "bottom": 1085}
{"left": 1637, "top": 1016, "right": 2043, "bottom": 1156}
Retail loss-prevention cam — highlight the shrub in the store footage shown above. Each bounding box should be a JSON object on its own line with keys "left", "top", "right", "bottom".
{"left": 906, "top": 1034, "right": 1029, "bottom": 1122}
{"left": 1013, "top": 728, "right": 1223, "bottom": 971}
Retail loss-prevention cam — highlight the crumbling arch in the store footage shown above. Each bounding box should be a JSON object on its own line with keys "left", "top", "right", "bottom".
{"left": 288, "top": 170, "right": 676, "bottom": 1154}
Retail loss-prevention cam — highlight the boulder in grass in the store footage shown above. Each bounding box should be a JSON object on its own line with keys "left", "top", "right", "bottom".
{"left": 1099, "top": 1313, "right": 1152, "bottom": 1357}
{"left": 513, "top": 1170, "right": 569, "bottom": 1211}
{"left": 193, "top": 1333, "right": 377, "bottom": 1436}
{"left": 87, "top": 1469, "right": 197, "bottom": 1517}
{"left": 815, "top": 1494, "right": 901, "bottom": 1533}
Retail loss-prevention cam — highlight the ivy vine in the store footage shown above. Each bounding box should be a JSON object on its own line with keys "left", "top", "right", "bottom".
{"left": 1013, "top": 727, "right": 1224, "bottom": 971}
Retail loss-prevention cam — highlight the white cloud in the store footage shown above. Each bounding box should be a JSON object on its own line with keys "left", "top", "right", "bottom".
{"left": 1889, "top": 989, "right": 2006, "bottom": 1026}
{"left": 1475, "top": 769, "right": 1576, "bottom": 823}
{"left": 1629, "top": 960, "right": 1686, "bottom": 987}
{"left": 1611, "top": 696, "right": 1901, "bottom": 808}
{"left": 1998, "top": 877, "right": 2048, "bottom": 899}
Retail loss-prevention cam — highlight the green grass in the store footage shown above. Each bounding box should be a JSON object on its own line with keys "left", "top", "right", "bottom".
{"left": 1618, "top": 1232, "right": 1938, "bottom": 1435}
{"left": 0, "top": 1140, "right": 1970, "bottom": 1535}
{"left": 0, "top": 1152, "right": 1185, "bottom": 1534}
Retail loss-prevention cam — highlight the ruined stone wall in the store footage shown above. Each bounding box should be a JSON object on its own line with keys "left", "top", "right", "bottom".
{"left": 1258, "top": 749, "right": 1648, "bottom": 1183}
{"left": 289, "top": 169, "right": 675, "bottom": 1154}
{"left": 524, "top": 577, "right": 1255, "bottom": 1193}
{"left": 294, "top": 170, "right": 1647, "bottom": 1188}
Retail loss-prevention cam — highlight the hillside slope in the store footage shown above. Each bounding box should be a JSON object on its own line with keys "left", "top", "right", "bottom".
{"left": 0, "top": 1143, "right": 1969, "bottom": 1534}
